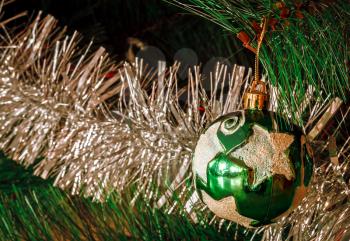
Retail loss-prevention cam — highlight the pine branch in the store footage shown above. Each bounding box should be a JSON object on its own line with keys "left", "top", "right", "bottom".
{"left": 0, "top": 1, "right": 350, "bottom": 240}
{"left": 168, "top": 0, "right": 350, "bottom": 125}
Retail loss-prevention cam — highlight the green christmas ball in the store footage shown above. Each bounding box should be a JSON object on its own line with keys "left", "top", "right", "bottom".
{"left": 193, "top": 109, "right": 313, "bottom": 227}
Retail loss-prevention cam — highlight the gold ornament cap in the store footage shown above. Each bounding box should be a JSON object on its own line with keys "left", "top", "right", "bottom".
{"left": 243, "top": 80, "right": 268, "bottom": 110}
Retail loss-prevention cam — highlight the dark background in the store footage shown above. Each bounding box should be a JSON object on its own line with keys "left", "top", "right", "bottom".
{"left": 3, "top": 0, "right": 253, "bottom": 68}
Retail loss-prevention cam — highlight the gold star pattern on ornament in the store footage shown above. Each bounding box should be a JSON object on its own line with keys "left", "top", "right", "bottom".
{"left": 230, "top": 125, "right": 295, "bottom": 186}
{"left": 270, "top": 132, "right": 295, "bottom": 180}
{"left": 202, "top": 192, "right": 254, "bottom": 228}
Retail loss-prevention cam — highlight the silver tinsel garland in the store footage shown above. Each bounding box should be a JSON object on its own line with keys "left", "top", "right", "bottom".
{"left": 0, "top": 4, "right": 350, "bottom": 241}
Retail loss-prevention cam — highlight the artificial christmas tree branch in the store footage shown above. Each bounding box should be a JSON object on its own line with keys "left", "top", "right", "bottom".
{"left": 168, "top": 0, "right": 350, "bottom": 125}
{"left": 0, "top": 0, "right": 350, "bottom": 240}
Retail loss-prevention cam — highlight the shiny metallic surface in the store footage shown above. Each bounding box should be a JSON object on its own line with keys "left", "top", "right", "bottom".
{"left": 0, "top": 11, "right": 249, "bottom": 203}
{"left": 0, "top": 6, "right": 349, "bottom": 241}
{"left": 194, "top": 110, "right": 313, "bottom": 227}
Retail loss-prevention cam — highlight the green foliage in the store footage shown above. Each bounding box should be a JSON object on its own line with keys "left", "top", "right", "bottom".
{"left": 1, "top": 1, "right": 349, "bottom": 240}
{"left": 0, "top": 153, "right": 260, "bottom": 241}
{"left": 169, "top": 0, "right": 350, "bottom": 125}
{"left": 0, "top": 153, "right": 47, "bottom": 194}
